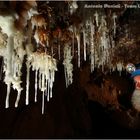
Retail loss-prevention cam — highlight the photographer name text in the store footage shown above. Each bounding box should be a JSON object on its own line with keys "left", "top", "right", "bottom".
{"left": 84, "top": 4, "right": 140, "bottom": 9}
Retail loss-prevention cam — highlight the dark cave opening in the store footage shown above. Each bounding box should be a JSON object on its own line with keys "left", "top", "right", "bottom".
{"left": 0, "top": 59, "right": 138, "bottom": 138}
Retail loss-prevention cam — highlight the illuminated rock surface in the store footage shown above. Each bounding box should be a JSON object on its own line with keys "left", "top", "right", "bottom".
{"left": 0, "top": 1, "right": 139, "bottom": 139}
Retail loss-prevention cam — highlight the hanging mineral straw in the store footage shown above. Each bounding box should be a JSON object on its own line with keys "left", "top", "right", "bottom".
{"left": 112, "top": 13, "right": 117, "bottom": 37}
{"left": 117, "top": 62, "right": 123, "bottom": 76}
{"left": 72, "top": 26, "right": 75, "bottom": 57}
{"left": 83, "top": 28, "right": 86, "bottom": 61}
{"left": 63, "top": 44, "right": 73, "bottom": 87}
{"left": 25, "top": 43, "right": 33, "bottom": 106}
{"left": 13, "top": 33, "right": 26, "bottom": 107}
{"left": 90, "top": 18, "right": 95, "bottom": 72}
{"left": 76, "top": 33, "right": 80, "bottom": 68}
{"left": 30, "top": 52, "right": 57, "bottom": 114}
{"left": 94, "top": 11, "right": 99, "bottom": 27}
{"left": 35, "top": 69, "right": 38, "bottom": 102}
{"left": 26, "top": 60, "right": 31, "bottom": 105}
{"left": 0, "top": 15, "right": 16, "bottom": 108}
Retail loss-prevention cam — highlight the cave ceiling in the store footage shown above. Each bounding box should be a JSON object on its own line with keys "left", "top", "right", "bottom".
{"left": 0, "top": 0, "right": 139, "bottom": 65}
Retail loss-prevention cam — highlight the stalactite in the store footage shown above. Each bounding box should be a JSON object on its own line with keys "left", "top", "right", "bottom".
{"left": 0, "top": 4, "right": 134, "bottom": 114}
{"left": 13, "top": 33, "right": 26, "bottom": 107}
{"left": 112, "top": 13, "right": 117, "bottom": 37}
{"left": 58, "top": 44, "right": 61, "bottom": 60}
{"left": 0, "top": 15, "right": 26, "bottom": 108}
{"left": 15, "top": 90, "right": 21, "bottom": 108}
{"left": 24, "top": 42, "right": 33, "bottom": 105}
{"left": 83, "top": 28, "right": 86, "bottom": 61}
{"left": 72, "top": 27, "right": 75, "bottom": 57}
{"left": 5, "top": 83, "right": 11, "bottom": 108}
{"left": 94, "top": 12, "right": 99, "bottom": 27}
{"left": 98, "top": 14, "right": 113, "bottom": 71}
{"left": 47, "top": 79, "right": 50, "bottom": 101}
{"left": 5, "top": 36, "right": 13, "bottom": 108}
{"left": 63, "top": 44, "right": 73, "bottom": 87}
{"left": 90, "top": 19, "right": 95, "bottom": 72}
{"left": 42, "top": 90, "right": 45, "bottom": 114}
{"left": 30, "top": 52, "right": 57, "bottom": 114}
{"left": 69, "top": 1, "right": 78, "bottom": 15}
{"left": 76, "top": 33, "right": 80, "bottom": 68}
{"left": 0, "top": 58, "right": 3, "bottom": 80}
{"left": 35, "top": 69, "right": 38, "bottom": 102}
{"left": 26, "top": 61, "right": 30, "bottom": 105}
{"left": 51, "top": 46, "right": 54, "bottom": 57}
{"left": 116, "top": 62, "right": 124, "bottom": 76}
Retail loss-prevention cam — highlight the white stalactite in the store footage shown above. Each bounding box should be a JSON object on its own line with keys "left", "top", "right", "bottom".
{"left": 0, "top": 10, "right": 124, "bottom": 114}
{"left": 63, "top": 44, "right": 73, "bottom": 87}
{"left": 42, "top": 91, "right": 45, "bottom": 114}
{"left": 83, "top": 28, "right": 86, "bottom": 61}
{"left": 94, "top": 12, "right": 99, "bottom": 27}
{"left": 26, "top": 61, "right": 30, "bottom": 105}
{"left": 76, "top": 33, "right": 80, "bottom": 68}
{"left": 5, "top": 36, "right": 13, "bottom": 108}
{"left": 5, "top": 83, "right": 11, "bottom": 108}
{"left": 0, "top": 15, "right": 26, "bottom": 108}
{"left": 15, "top": 90, "right": 21, "bottom": 108}
{"left": 116, "top": 62, "right": 124, "bottom": 75}
{"left": 29, "top": 52, "right": 57, "bottom": 114}
{"left": 35, "top": 69, "right": 38, "bottom": 102}
{"left": 72, "top": 27, "right": 75, "bottom": 57}
{"left": 112, "top": 13, "right": 117, "bottom": 37}
{"left": 98, "top": 14, "right": 113, "bottom": 71}
{"left": 69, "top": 1, "right": 78, "bottom": 15}
{"left": 90, "top": 19, "right": 95, "bottom": 72}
